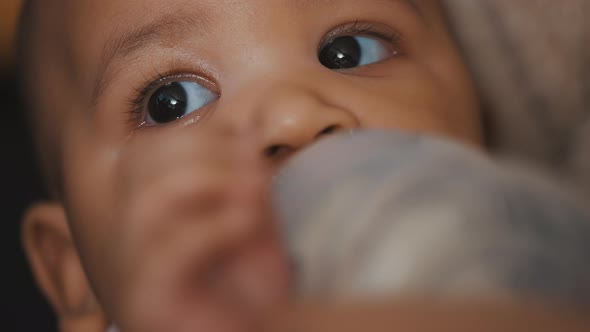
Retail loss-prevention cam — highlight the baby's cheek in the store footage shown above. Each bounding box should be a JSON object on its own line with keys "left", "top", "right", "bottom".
{"left": 350, "top": 65, "right": 480, "bottom": 144}
{"left": 339, "top": 60, "right": 482, "bottom": 146}
{"left": 62, "top": 142, "right": 122, "bottom": 253}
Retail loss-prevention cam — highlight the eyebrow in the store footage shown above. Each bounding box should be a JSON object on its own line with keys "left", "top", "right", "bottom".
{"left": 92, "top": 13, "right": 212, "bottom": 105}
{"left": 396, "top": 0, "right": 422, "bottom": 16}
{"left": 91, "top": 0, "right": 418, "bottom": 105}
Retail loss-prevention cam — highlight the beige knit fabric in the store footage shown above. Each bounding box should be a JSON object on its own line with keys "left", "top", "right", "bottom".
{"left": 443, "top": 0, "right": 589, "bottom": 193}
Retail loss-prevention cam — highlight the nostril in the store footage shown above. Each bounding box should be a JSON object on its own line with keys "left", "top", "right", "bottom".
{"left": 265, "top": 144, "right": 293, "bottom": 159}
{"left": 265, "top": 126, "right": 344, "bottom": 160}
{"left": 316, "top": 125, "right": 341, "bottom": 139}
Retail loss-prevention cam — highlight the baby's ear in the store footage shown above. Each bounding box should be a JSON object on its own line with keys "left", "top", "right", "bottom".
{"left": 22, "top": 202, "right": 107, "bottom": 332}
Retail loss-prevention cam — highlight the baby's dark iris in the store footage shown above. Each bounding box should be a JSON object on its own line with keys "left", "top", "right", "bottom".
{"left": 148, "top": 82, "right": 188, "bottom": 124}
{"left": 319, "top": 36, "right": 361, "bottom": 69}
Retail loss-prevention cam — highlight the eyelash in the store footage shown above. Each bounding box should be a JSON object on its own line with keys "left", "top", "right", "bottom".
{"left": 321, "top": 21, "right": 402, "bottom": 50}
{"left": 126, "top": 21, "right": 403, "bottom": 128}
{"left": 126, "top": 71, "right": 199, "bottom": 128}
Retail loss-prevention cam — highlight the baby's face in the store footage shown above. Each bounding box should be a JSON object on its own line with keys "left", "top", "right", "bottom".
{"left": 28, "top": 0, "right": 483, "bottom": 328}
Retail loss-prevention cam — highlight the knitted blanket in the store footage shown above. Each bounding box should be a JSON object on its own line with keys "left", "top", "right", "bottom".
{"left": 443, "top": 0, "right": 590, "bottom": 194}
{"left": 276, "top": 131, "right": 590, "bottom": 301}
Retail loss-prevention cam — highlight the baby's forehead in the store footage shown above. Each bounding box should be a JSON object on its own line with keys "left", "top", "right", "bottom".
{"left": 35, "top": 0, "right": 435, "bottom": 74}
{"left": 29, "top": 0, "right": 440, "bottom": 63}
{"left": 43, "top": 0, "right": 431, "bottom": 31}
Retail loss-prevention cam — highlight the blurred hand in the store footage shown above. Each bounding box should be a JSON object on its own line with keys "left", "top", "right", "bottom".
{"left": 98, "top": 127, "right": 290, "bottom": 332}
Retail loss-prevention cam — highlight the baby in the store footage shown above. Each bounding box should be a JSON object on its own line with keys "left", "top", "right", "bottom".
{"left": 20, "top": 0, "right": 580, "bottom": 331}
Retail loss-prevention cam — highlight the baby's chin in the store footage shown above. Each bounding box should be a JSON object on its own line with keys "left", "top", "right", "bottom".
{"left": 109, "top": 242, "right": 291, "bottom": 332}
{"left": 219, "top": 236, "right": 293, "bottom": 318}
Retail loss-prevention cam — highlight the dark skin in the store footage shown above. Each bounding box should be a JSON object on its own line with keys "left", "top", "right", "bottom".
{"left": 267, "top": 299, "right": 590, "bottom": 332}
{"left": 20, "top": 0, "right": 588, "bottom": 331}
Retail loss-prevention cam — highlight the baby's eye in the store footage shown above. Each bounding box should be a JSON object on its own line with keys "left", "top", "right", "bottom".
{"left": 146, "top": 81, "right": 217, "bottom": 124}
{"left": 319, "top": 35, "right": 394, "bottom": 70}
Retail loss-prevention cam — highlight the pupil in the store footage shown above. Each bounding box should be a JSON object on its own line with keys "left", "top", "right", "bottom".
{"left": 319, "top": 36, "right": 361, "bottom": 69}
{"left": 148, "top": 82, "right": 188, "bottom": 123}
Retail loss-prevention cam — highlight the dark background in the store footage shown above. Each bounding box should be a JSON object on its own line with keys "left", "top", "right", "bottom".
{"left": 2, "top": 68, "right": 57, "bottom": 331}
{"left": 2, "top": 1, "right": 57, "bottom": 330}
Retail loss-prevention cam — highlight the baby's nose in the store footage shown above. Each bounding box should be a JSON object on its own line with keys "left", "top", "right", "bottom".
{"left": 256, "top": 85, "right": 358, "bottom": 161}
